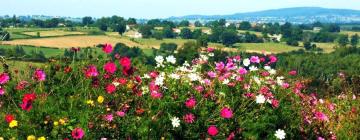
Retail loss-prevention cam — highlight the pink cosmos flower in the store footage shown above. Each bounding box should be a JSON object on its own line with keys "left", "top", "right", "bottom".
{"left": 282, "top": 83, "right": 290, "bottom": 89}
{"left": 103, "top": 62, "right": 117, "bottom": 74}
{"left": 0, "top": 73, "right": 10, "bottom": 85}
{"left": 207, "top": 47, "right": 215, "bottom": 52}
{"left": 33, "top": 69, "right": 46, "bottom": 82}
{"left": 271, "top": 99, "right": 279, "bottom": 108}
{"left": 207, "top": 125, "right": 219, "bottom": 136}
{"left": 215, "top": 62, "right": 225, "bottom": 71}
{"left": 269, "top": 55, "right": 277, "bottom": 63}
{"left": 314, "top": 111, "right": 329, "bottom": 121}
{"left": 119, "top": 57, "right": 131, "bottom": 68}
{"left": 289, "top": 70, "right": 297, "bottom": 76}
{"left": 84, "top": 65, "right": 98, "bottom": 78}
{"left": 102, "top": 43, "right": 113, "bottom": 54}
{"left": 183, "top": 113, "right": 195, "bottom": 124}
{"left": 105, "top": 84, "right": 116, "bottom": 94}
{"left": 0, "top": 87, "right": 5, "bottom": 96}
{"left": 195, "top": 85, "right": 204, "bottom": 93}
{"left": 150, "top": 91, "right": 163, "bottom": 99}
{"left": 250, "top": 56, "right": 260, "bottom": 63}
{"left": 104, "top": 114, "right": 113, "bottom": 122}
{"left": 116, "top": 111, "right": 126, "bottom": 117}
{"left": 227, "top": 132, "right": 235, "bottom": 140}
{"left": 207, "top": 71, "right": 217, "bottom": 78}
{"left": 72, "top": 128, "right": 85, "bottom": 139}
{"left": 238, "top": 67, "right": 247, "bottom": 75}
{"left": 185, "top": 98, "right": 196, "bottom": 109}
{"left": 317, "top": 137, "right": 325, "bottom": 140}
{"left": 220, "top": 107, "right": 233, "bottom": 119}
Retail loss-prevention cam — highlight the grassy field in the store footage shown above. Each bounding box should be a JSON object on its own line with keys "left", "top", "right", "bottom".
{"left": 238, "top": 30, "right": 263, "bottom": 36}
{"left": 22, "top": 30, "right": 86, "bottom": 37}
{"left": 0, "top": 45, "right": 64, "bottom": 57}
{"left": 2, "top": 35, "right": 142, "bottom": 48}
{"left": 340, "top": 31, "right": 360, "bottom": 36}
{"left": 133, "top": 38, "right": 196, "bottom": 48}
{"left": 232, "top": 42, "right": 300, "bottom": 53}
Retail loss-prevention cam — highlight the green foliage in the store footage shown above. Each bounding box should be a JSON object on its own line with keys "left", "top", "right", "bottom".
{"left": 82, "top": 16, "right": 94, "bottom": 26}
{"left": 194, "top": 21, "right": 202, "bottom": 27}
{"left": 176, "top": 41, "right": 200, "bottom": 64}
{"left": 162, "top": 26, "right": 175, "bottom": 38}
{"left": 220, "top": 30, "right": 239, "bottom": 46}
{"left": 337, "top": 34, "right": 349, "bottom": 47}
{"left": 178, "top": 20, "right": 190, "bottom": 27}
{"left": 138, "top": 25, "right": 154, "bottom": 38}
{"left": 239, "top": 21, "right": 252, "bottom": 30}
{"left": 350, "top": 34, "right": 359, "bottom": 47}
{"left": 196, "top": 34, "right": 209, "bottom": 47}
{"left": 180, "top": 28, "right": 192, "bottom": 39}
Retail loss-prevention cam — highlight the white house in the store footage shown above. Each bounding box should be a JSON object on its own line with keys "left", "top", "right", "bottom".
{"left": 268, "top": 34, "right": 282, "bottom": 42}
{"left": 173, "top": 28, "right": 181, "bottom": 34}
{"left": 313, "top": 27, "right": 322, "bottom": 32}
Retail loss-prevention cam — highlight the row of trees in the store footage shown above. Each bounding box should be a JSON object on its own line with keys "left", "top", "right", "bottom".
{"left": 0, "top": 27, "right": 10, "bottom": 41}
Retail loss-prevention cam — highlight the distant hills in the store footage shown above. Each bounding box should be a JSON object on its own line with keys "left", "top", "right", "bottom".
{"left": 168, "top": 7, "right": 360, "bottom": 24}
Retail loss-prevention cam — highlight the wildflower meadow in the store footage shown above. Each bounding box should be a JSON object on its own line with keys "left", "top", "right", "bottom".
{"left": 0, "top": 44, "right": 359, "bottom": 139}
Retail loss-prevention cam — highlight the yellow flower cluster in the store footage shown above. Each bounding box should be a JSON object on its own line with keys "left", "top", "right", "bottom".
{"left": 9, "top": 120, "right": 18, "bottom": 128}
{"left": 27, "top": 135, "right": 46, "bottom": 140}
{"left": 97, "top": 96, "right": 104, "bottom": 103}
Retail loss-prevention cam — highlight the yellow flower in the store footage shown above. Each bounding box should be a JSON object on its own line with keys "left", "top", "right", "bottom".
{"left": 0, "top": 137, "right": 4, "bottom": 140}
{"left": 97, "top": 96, "right": 104, "bottom": 103}
{"left": 9, "top": 120, "right": 18, "bottom": 128}
{"left": 59, "top": 119, "right": 66, "bottom": 125}
{"left": 37, "top": 136, "right": 46, "bottom": 140}
{"left": 86, "top": 100, "right": 95, "bottom": 106}
{"left": 53, "top": 121, "right": 59, "bottom": 126}
{"left": 27, "top": 135, "right": 36, "bottom": 140}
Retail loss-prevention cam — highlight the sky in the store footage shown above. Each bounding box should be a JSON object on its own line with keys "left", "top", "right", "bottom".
{"left": 1, "top": 0, "right": 360, "bottom": 19}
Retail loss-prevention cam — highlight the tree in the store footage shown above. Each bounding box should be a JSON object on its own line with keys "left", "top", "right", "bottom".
{"left": 180, "top": 28, "right": 193, "bottom": 39}
{"left": 194, "top": 21, "right": 202, "bottom": 27}
{"left": 162, "top": 26, "right": 175, "bottom": 38}
{"left": 337, "top": 35, "right": 349, "bottom": 47}
{"left": 113, "top": 23, "right": 126, "bottom": 35}
{"left": 153, "top": 31, "right": 163, "bottom": 40}
{"left": 350, "top": 34, "right": 359, "bottom": 48}
{"left": 303, "top": 41, "right": 313, "bottom": 50}
{"left": 127, "top": 18, "right": 137, "bottom": 25}
{"left": 322, "top": 24, "right": 340, "bottom": 33}
{"left": 220, "top": 30, "right": 239, "bottom": 47}
{"left": 159, "top": 43, "right": 177, "bottom": 54}
{"left": 239, "top": 21, "right": 251, "bottom": 30}
{"left": 176, "top": 41, "right": 201, "bottom": 64}
{"left": 218, "top": 19, "right": 226, "bottom": 27}
{"left": 98, "top": 24, "right": 108, "bottom": 31}
{"left": 82, "top": 16, "right": 94, "bottom": 26}
{"left": 192, "top": 29, "right": 202, "bottom": 39}
{"left": 139, "top": 25, "right": 153, "bottom": 38}
{"left": 197, "top": 34, "right": 209, "bottom": 47}
{"left": 179, "top": 20, "right": 190, "bottom": 27}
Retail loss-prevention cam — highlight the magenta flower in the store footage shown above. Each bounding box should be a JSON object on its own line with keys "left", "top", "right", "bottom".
{"left": 314, "top": 111, "right": 329, "bottom": 121}
{"left": 185, "top": 98, "right": 196, "bottom": 109}
{"left": 220, "top": 107, "right": 233, "bottom": 119}
{"left": 207, "top": 125, "right": 219, "bottom": 136}
{"left": 105, "top": 84, "right": 116, "bottom": 94}
{"left": 150, "top": 91, "right": 162, "bottom": 99}
{"left": 238, "top": 67, "right": 248, "bottom": 75}
{"left": 0, "top": 73, "right": 10, "bottom": 84}
{"left": 103, "top": 61, "right": 117, "bottom": 74}
{"left": 116, "top": 111, "right": 126, "bottom": 117}
{"left": 183, "top": 113, "right": 196, "bottom": 124}
{"left": 84, "top": 65, "right": 99, "bottom": 78}
{"left": 104, "top": 114, "right": 113, "bottom": 122}
{"left": 33, "top": 69, "right": 46, "bottom": 82}
{"left": 215, "top": 62, "right": 225, "bottom": 71}
{"left": 207, "top": 71, "right": 217, "bottom": 78}
{"left": 271, "top": 99, "right": 279, "bottom": 108}
{"left": 102, "top": 43, "right": 113, "bottom": 54}
{"left": 0, "top": 87, "right": 5, "bottom": 95}
{"left": 72, "top": 128, "right": 85, "bottom": 139}
{"left": 269, "top": 55, "right": 277, "bottom": 63}
{"left": 250, "top": 56, "right": 260, "bottom": 63}
{"left": 288, "top": 70, "right": 297, "bottom": 76}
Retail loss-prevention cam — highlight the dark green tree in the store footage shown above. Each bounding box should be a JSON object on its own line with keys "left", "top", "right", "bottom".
{"left": 180, "top": 28, "right": 193, "bottom": 39}
{"left": 82, "top": 16, "right": 94, "bottom": 26}
{"left": 194, "top": 21, "right": 202, "bottom": 27}
{"left": 350, "top": 34, "right": 359, "bottom": 48}
{"left": 139, "top": 25, "right": 153, "bottom": 38}
{"left": 337, "top": 34, "right": 349, "bottom": 47}
{"left": 162, "top": 26, "right": 175, "bottom": 38}
{"left": 220, "top": 30, "right": 239, "bottom": 47}
{"left": 179, "top": 20, "right": 190, "bottom": 27}
{"left": 239, "top": 21, "right": 251, "bottom": 30}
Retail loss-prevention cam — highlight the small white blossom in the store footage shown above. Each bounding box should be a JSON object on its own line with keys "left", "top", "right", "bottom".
{"left": 243, "top": 58, "right": 251, "bottom": 67}
{"left": 269, "top": 69, "right": 277, "bottom": 75}
{"left": 188, "top": 73, "right": 201, "bottom": 81}
{"left": 143, "top": 74, "right": 150, "bottom": 79}
{"left": 155, "top": 56, "right": 165, "bottom": 67}
{"left": 256, "top": 94, "right": 266, "bottom": 104}
{"left": 169, "top": 73, "right": 180, "bottom": 79}
{"left": 264, "top": 66, "right": 271, "bottom": 70}
{"left": 275, "top": 129, "right": 286, "bottom": 140}
{"left": 112, "top": 82, "right": 120, "bottom": 87}
{"left": 166, "top": 55, "right": 176, "bottom": 64}
{"left": 155, "top": 74, "right": 165, "bottom": 86}
{"left": 253, "top": 76, "right": 261, "bottom": 85}
{"left": 171, "top": 117, "right": 180, "bottom": 128}
{"left": 222, "top": 79, "right": 230, "bottom": 85}
{"left": 276, "top": 76, "right": 284, "bottom": 86}
{"left": 208, "top": 53, "right": 214, "bottom": 57}
{"left": 249, "top": 66, "right": 258, "bottom": 71}
{"left": 141, "top": 86, "right": 149, "bottom": 94}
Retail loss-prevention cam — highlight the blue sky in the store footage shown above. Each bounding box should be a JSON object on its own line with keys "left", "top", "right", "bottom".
{"left": 1, "top": 0, "right": 360, "bottom": 18}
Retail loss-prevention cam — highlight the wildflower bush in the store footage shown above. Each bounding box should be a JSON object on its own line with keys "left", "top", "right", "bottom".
{"left": 0, "top": 44, "right": 359, "bottom": 139}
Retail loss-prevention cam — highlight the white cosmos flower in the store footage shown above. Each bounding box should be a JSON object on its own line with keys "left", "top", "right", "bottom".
{"left": 141, "top": 86, "right": 149, "bottom": 94}
{"left": 143, "top": 74, "right": 150, "bottom": 79}
{"left": 208, "top": 53, "right": 214, "bottom": 57}
{"left": 155, "top": 55, "right": 164, "bottom": 64}
{"left": 171, "top": 117, "right": 180, "bottom": 128}
{"left": 275, "top": 129, "right": 286, "bottom": 140}
{"left": 264, "top": 66, "right": 271, "bottom": 70}
{"left": 169, "top": 73, "right": 180, "bottom": 79}
{"left": 249, "top": 66, "right": 258, "bottom": 71}
{"left": 112, "top": 82, "right": 120, "bottom": 87}
{"left": 222, "top": 79, "right": 230, "bottom": 85}
{"left": 269, "top": 69, "right": 277, "bottom": 75}
{"left": 155, "top": 74, "right": 165, "bottom": 86}
{"left": 243, "top": 58, "right": 251, "bottom": 67}
{"left": 256, "top": 94, "right": 266, "bottom": 104}
{"left": 253, "top": 76, "right": 261, "bottom": 85}
{"left": 166, "top": 55, "right": 176, "bottom": 64}
{"left": 276, "top": 76, "right": 284, "bottom": 86}
{"left": 188, "top": 73, "right": 200, "bottom": 81}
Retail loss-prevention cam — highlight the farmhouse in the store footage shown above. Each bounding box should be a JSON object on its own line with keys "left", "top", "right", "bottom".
{"left": 268, "top": 34, "right": 282, "bottom": 42}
